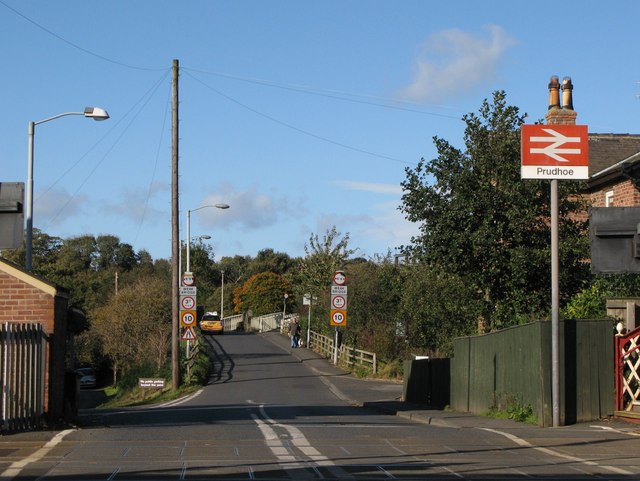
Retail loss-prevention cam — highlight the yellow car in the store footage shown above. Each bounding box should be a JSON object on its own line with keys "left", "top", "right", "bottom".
{"left": 200, "top": 311, "right": 224, "bottom": 334}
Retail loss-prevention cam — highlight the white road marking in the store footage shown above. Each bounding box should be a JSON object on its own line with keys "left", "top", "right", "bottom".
{"left": 480, "top": 427, "right": 633, "bottom": 476}
{"left": 0, "top": 429, "right": 74, "bottom": 480}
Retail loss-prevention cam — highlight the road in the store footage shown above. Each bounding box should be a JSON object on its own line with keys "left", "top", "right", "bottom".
{"left": 1, "top": 331, "right": 640, "bottom": 480}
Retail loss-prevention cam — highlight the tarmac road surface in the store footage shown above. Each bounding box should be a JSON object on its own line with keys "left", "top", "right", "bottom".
{"left": 1, "top": 330, "right": 639, "bottom": 480}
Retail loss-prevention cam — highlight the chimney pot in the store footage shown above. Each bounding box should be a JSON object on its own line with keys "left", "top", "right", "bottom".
{"left": 562, "top": 76, "right": 574, "bottom": 110}
{"left": 548, "top": 75, "right": 561, "bottom": 110}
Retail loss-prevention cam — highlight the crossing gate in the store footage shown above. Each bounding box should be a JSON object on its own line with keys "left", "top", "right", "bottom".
{"left": 1, "top": 322, "right": 47, "bottom": 432}
{"left": 615, "top": 326, "right": 640, "bottom": 418}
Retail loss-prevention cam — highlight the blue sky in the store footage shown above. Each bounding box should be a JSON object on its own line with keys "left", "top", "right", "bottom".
{"left": 1, "top": 1, "right": 639, "bottom": 262}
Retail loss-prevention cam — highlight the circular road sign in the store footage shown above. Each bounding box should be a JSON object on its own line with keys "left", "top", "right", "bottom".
{"left": 181, "top": 295, "right": 196, "bottom": 310}
{"left": 180, "top": 310, "right": 196, "bottom": 326}
{"left": 331, "top": 295, "right": 346, "bottom": 310}
{"left": 182, "top": 272, "right": 195, "bottom": 287}
{"left": 333, "top": 271, "right": 346, "bottom": 286}
{"left": 331, "top": 310, "right": 346, "bottom": 325}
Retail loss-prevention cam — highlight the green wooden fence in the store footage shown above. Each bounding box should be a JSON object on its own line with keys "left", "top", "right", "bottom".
{"left": 451, "top": 319, "right": 614, "bottom": 426}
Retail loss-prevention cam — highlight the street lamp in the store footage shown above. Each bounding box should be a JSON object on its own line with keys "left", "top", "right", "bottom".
{"left": 179, "top": 235, "right": 210, "bottom": 276}
{"left": 220, "top": 270, "right": 225, "bottom": 318}
{"left": 185, "top": 204, "right": 229, "bottom": 273}
{"left": 283, "top": 292, "right": 289, "bottom": 323}
{"left": 26, "top": 107, "right": 110, "bottom": 270}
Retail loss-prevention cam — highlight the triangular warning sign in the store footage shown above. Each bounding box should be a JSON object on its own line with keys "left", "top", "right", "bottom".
{"left": 181, "top": 326, "right": 196, "bottom": 341}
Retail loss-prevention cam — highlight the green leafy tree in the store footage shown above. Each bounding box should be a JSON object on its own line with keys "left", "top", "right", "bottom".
{"left": 296, "top": 227, "right": 356, "bottom": 298}
{"left": 233, "top": 272, "right": 293, "bottom": 316}
{"left": 187, "top": 240, "right": 219, "bottom": 310}
{"left": 292, "top": 227, "right": 356, "bottom": 335}
{"left": 90, "top": 276, "right": 172, "bottom": 383}
{"left": 247, "top": 248, "right": 297, "bottom": 277}
{"left": 397, "top": 264, "right": 480, "bottom": 356}
{"left": 343, "top": 255, "right": 404, "bottom": 359}
{"left": 400, "top": 91, "right": 589, "bottom": 331}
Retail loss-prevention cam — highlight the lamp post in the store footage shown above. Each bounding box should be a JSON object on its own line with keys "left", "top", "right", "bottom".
{"left": 283, "top": 293, "right": 288, "bottom": 324}
{"left": 220, "top": 270, "right": 225, "bottom": 318}
{"left": 179, "top": 235, "right": 210, "bottom": 278}
{"left": 186, "top": 204, "right": 229, "bottom": 274}
{"left": 26, "top": 107, "right": 109, "bottom": 270}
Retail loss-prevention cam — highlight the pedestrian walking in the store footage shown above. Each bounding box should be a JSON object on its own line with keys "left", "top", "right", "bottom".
{"left": 289, "top": 320, "right": 301, "bottom": 348}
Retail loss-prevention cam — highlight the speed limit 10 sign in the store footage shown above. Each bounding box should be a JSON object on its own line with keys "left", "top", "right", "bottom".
{"left": 180, "top": 310, "right": 197, "bottom": 327}
{"left": 330, "top": 309, "right": 347, "bottom": 326}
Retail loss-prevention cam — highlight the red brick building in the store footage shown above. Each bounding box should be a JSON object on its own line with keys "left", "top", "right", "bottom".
{"left": 0, "top": 258, "right": 70, "bottom": 424}
{"left": 586, "top": 134, "right": 640, "bottom": 207}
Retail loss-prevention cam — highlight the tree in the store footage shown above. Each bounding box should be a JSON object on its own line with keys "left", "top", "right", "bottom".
{"left": 296, "top": 227, "right": 356, "bottom": 298}
{"left": 233, "top": 272, "right": 293, "bottom": 316}
{"left": 90, "top": 276, "right": 172, "bottom": 383}
{"left": 342, "top": 255, "right": 404, "bottom": 359}
{"left": 397, "top": 264, "right": 480, "bottom": 356}
{"left": 400, "top": 91, "right": 590, "bottom": 331}
{"left": 247, "top": 248, "right": 297, "bottom": 277}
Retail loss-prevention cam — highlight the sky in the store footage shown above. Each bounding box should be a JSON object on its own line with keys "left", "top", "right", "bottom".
{"left": 1, "top": 1, "right": 639, "bottom": 263}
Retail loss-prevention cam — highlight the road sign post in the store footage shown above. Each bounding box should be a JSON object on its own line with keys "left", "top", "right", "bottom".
{"left": 330, "top": 271, "right": 348, "bottom": 365}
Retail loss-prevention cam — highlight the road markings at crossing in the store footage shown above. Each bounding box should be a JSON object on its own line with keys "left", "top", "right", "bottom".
{"left": 251, "top": 404, "right": 348, "bottom": 476}
{"left": 0, "top": 429, "right": 74, "bottom": 480}
{"left": 480, "top": 428, "right": 633, "bottom": 476}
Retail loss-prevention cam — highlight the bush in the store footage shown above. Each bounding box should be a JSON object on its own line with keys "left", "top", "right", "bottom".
{"left": 181, "top": 336, "right": 213, "bottom": 386}
{"left": 485, "top": 392, "right": 537, "bottom": 425}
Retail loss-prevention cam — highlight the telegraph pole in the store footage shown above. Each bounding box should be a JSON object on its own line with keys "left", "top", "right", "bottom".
{"left": 171, "top": 59, "right": 180, "bottom": 391}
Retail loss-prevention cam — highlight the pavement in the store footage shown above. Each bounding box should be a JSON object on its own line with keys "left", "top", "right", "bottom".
{"left": 261, "top": 330, "right": 640, "bottom": 463}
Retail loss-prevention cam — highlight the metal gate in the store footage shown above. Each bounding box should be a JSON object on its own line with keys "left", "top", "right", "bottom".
{"left": 615, "top": 326, "right": 640, "bottom": 417}
{"left": 1, "top": 322, "right": 47, "bottom": 432}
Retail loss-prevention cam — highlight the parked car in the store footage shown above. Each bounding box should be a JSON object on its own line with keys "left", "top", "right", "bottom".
{"left": 200, "top": 311, "right": 224, "bottom": 334}
{"left": 75, "top": 367, "right": 96, "bottom": 389}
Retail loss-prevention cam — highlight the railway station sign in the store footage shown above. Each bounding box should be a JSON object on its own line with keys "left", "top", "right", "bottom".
{"left": 521, "top": 124, "right": 589, "bottom": 180}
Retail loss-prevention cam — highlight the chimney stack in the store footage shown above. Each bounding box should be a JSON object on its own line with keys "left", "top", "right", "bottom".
{"left": 546, "top": 75, "right": 577, "bottom": 125}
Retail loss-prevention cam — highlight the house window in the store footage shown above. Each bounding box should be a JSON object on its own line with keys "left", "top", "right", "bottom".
{"left": 605, "top": 190, "right": 614, "bottom": 207}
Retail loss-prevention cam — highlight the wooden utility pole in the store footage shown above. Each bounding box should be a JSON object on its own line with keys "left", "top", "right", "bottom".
{"left": 171, "top": 59, "right": 180, "bottom": 390}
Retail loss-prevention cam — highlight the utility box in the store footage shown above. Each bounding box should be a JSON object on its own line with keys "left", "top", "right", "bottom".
{"left": 0, "top": 182, "right": 24, "bottom": 249}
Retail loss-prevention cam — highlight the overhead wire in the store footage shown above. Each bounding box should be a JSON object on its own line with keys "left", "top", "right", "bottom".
{"left": 132, "top": 85, "right": 172, "bottom": 247}
{"left": 0, "top": 0, "right": 166, "bottom": 72}
{"left": 2, "top": 0, "right": 460, "bottom": 169}
{"left": 184, "top": 70, "right": 419, "bottom": 166}
{"left": 42, "top": 69, "right": 171, "bottom": 231}
{"left": 183, "top": 66, "right": 463, "bottom": 119}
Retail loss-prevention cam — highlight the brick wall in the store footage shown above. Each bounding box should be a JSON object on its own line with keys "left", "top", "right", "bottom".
{"left": 0, "top": 271, "right": 56, "bottom": 332}
{"left": 0, "top": 261, "right": 69, "bottom": 423}
{"left": 589, "top": 179, "right": 640, "bottom": 207}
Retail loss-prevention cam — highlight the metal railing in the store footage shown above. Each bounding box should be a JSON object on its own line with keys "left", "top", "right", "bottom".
{"left": 1, "top": 322, "right": 47, "bottom": 432}
{"left": 222, "top": 314, "right": 244, "bottom": 332}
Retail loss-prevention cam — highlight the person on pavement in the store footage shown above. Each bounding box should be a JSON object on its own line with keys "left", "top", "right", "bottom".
{"left": 289, "top": 320, "right": 301, "bottom": 348}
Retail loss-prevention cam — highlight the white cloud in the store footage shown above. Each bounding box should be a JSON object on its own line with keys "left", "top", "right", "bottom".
{"left": 36, "top": 186, "right": 88, "bottom": 229}
{"left": 313, "top": 200, "right": 419, "bottom": 258}
{"left": 398, "top": 25, "right": 516, "bottom": 103}
{"left": 104, "top": 182, "right": 168, "bottom": 224}
{"left": 334, "top": 180, "right": 403, "bottom": 195}
{"left": 198, "top": 183, "right": 297, "bottom": 230}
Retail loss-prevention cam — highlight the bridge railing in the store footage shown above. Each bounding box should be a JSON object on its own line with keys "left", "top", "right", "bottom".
{"left": 308, "top": 330, "right": 377, "bottom": 374}
{"left": 222, "top": 314, "right": 243, "bottom": 332}
{"left": 219, "top": 313, "right": 377, "bottom": 374}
